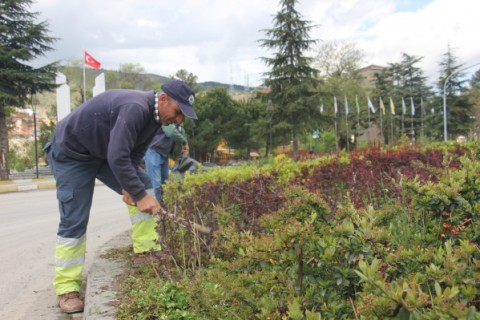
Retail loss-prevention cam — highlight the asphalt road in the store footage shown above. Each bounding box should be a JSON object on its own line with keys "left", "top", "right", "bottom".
{"left": 0, "top": 185, "right": 131, "bottom": 320}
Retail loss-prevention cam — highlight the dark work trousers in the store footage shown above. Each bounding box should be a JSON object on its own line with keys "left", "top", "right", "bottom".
{"left": 45, "top": 138, "right": 152, "bottom": 239}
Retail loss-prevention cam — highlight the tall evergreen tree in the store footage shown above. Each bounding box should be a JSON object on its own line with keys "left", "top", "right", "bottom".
{"left": 0, "top": 0, "right": 58, "bottom": 179}
{"left": 397, "top": 54, "right": 432, "bottom": 141}
{"left": 436, "top": 46, "right": 474, "bottom": 140}
{"left": 470, "top": 69, "right": 480, "bottom": 88}
{"left": 372, "top": 68, "right": 393, "bottom": 144}
{"left": 186, "top": 88, "right": 236, "bottom": 161}
{"left": 373, "top": 53, "right": 433, "bottom": 143}
{"left": 259, "top": 0, "right": 319, "bottom": 157}
{"left": 468, "top": 69, "right": 480, "bottom": 134}
{"left": 224, "top": 99, "right": 264, "bottom": 157}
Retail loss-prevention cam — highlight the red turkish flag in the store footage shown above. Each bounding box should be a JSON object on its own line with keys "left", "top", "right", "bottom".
{"left": 84, "top": 51, "right": 101, "bottom": 69}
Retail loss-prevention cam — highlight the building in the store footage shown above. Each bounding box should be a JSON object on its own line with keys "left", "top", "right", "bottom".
{"left": 358, "top": 64, "right": 386, "bottom": 89}
{"left": 8, "top": 108, "right": 48, "bottom": 156}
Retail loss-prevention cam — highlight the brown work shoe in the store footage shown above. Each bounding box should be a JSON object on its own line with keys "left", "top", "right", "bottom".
{"left": 57, "top": 291, "right": 84, "bottom": 313}
{"left": 132, "top": 250, "right": 168, "bottom": 266}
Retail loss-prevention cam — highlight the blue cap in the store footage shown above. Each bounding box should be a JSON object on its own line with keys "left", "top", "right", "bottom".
{"left": 161, "top": 80, "right": 197, "bottom": 120}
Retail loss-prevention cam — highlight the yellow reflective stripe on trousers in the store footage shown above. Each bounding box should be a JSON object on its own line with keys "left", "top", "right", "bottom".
{"left": 127, "top": 205, "right": 161, "bottom": 253}
{"left": 55, "top": 234, "right": 87, "bottom": 261}
{"left": 54, "top": 235, "right": 86, "bottom": 295}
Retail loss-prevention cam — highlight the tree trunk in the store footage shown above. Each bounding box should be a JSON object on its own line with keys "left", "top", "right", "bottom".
{"left": 0, "top": 106, "right": 9, "bottom": 180}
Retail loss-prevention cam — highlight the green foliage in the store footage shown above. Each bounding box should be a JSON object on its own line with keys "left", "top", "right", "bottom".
{"left": 436, "top": 46, "right": 475, "bottom": 140}
{"left": 0, "top": 0, "right": 58, "bottom": 106}
{"left": 186, "top": 186, "right": 329, "bottom": 319}
{"left": 371, "top": 53, "right": 433, "bottom": 144}
{"left": 259, "top": 0, "right": 319, "bottom": 155}
{"left": 38, "top": 118, "right": 56, "bottom": 159}
{"left": 7, "top": 147, "right": 25, "bottom": 172}
{"left": 8, "top": 141, "right": 34, "bottom": 172}
{"left": 174, "top": 69, "right": 199, "bottom": 92}
{"left": 117, "top": 63, "right": 146, "bottom": 89}
{"left": 117, "top": 273, "right": 201, "bottom": 320}
{"left": 119, "top": 143, "right": 480, "bottom": 319}
{"left": 319, "top": 130, "right": 337, "bottom": 152}
{"left": 355, "top": 239, "right": 479, "bottom": 319}
{"left": 186, "top": 88, "right": 238, "bottom": 161}
{"left": 0, "top": 0, "right": 58, "bottom": 179}
{"left": 224, "top": 98, "right": 265, "bottom": 153}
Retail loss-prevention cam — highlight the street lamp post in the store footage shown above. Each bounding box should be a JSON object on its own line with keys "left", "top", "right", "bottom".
{"left": 443, "top": 62, "right": 480, "bottom": 141}
{"left": 31, "top": 94, "right": 39, "bottom": 179}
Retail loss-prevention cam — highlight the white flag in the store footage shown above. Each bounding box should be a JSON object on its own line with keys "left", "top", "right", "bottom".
{"left": 345, "top": 96, "right": 349, "bottom": 115}
{"left": 320, "top": 104, "right": 324, "bottom": 113}
{"left": 367, "top": 96, "right": 375, "bottom": 113}
{"left": 410, "top": 97, "right": 415, "bottom": 116}
{"left": 401, "top": 97, "right": 407, "bottom": 115}
{"left": 334, "top": 96, "right": 338, "bottom": 114}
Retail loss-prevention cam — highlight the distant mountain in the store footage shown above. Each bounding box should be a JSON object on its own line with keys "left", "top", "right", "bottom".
{"left": 58, "top": 66, "right": 256, "bottom": 93}
{"left": 200, "top": 81, "right": 256, "bottom": 93}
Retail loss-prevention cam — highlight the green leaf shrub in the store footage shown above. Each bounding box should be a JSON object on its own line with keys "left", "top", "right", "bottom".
{"left": 118, "top": 144, "right": 479, "bottom": 319}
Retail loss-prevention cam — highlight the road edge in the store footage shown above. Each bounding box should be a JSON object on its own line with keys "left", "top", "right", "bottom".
{"left": 83, "top": 230, "right": 131, "bottom": 320}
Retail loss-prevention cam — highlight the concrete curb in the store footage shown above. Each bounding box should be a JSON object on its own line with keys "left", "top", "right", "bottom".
{"left": 83, "top": 230, "right": 131, "bottom": 320}
{"left": 0, "top": 178, "right": 104, "bottom": 193}
{"left": 0, "top": 178, "right": 56, "bottom": 193}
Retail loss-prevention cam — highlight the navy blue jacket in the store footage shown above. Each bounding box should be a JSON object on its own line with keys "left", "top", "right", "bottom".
{"left": 54, "top": 89, "right": 159, "bottom": 201}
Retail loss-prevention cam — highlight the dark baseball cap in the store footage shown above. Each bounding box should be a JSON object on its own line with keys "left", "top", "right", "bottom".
{"left": 161, "top": 80, "right": 198, "bottom": 120}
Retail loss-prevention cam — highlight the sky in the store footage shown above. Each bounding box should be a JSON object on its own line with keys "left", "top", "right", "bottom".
{"left": 31, "top": 0, "right": 480, "bottom": 88}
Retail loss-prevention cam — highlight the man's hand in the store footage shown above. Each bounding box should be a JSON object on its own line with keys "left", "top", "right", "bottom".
{"left": 122, "top": 190, "right": 136, "bottom": 206}
{"left": 122, "top": 190, "right": 160, "bottom": 214}
{"left": 136, "top": 194, "right": 161, "bottom": 214}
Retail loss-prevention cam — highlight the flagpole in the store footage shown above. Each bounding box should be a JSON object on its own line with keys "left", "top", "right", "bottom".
{"left": 334, "top": 97, "right": 339, "bottom": 151}
{"left": 367, "top": 97, "right": 371, "bottom": 145}
{"left": 411, "top": 97, "right": 414, "bottom": 144}
{"left": 83, "top": 51, "right": 86, "bottom": 103}
{"left": 401, "top": 97, "right": 406, "bottom": 138}
{"left": 355, "top": 95, "right": 360, "bottom": 146}
{"left": 389, "top": 97, "right": 396, "bottom": 145}
{"left": 379, "top": 98, "right": 384, "bottom": 145}
{"left": 334, "top": 119, "right": 338, "bottom": 151}
{"left": 390, "top": 112, "right": 393, "bottom": 145}
{"left": 420, "top": 97, "right": 424, "bottom": 140}
{"left": 411, "top": 116, "right": 414, "bottom": 143}
{"left": 345, "top": 96, "right": 349, "bottom": 152}
{"left": 367, "top": 101, "right": 372, "bottom": 145}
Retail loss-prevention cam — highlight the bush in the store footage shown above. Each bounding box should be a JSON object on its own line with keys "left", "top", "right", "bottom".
{"left": 118, "top": 144, "right": 479, "bottom": 319}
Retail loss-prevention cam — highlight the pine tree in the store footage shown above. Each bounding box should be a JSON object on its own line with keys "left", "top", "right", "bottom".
{"left": 468, "top": 69, "right": 480, "bottom": 135}
{"left": 373, "top": 53, "right": 433, "bottom": 143}
{"left": 0, "top": 0, "right": 58, "bottom": 179}
{"left": 259, "top": 0, "right": 319, "bottom": 157}
{"left": 396, "top": 53, "right": 432, "bottom": 141}
{"left": 436, "top": 46, "right": 474, "bottom": 140}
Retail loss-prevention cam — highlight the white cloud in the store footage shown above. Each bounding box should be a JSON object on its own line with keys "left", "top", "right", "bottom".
{"left": 31, "top": 0, "right": 480, "bottom": 87}
{"left": 304, "top": 0, "right": 480, "bottom": 87}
